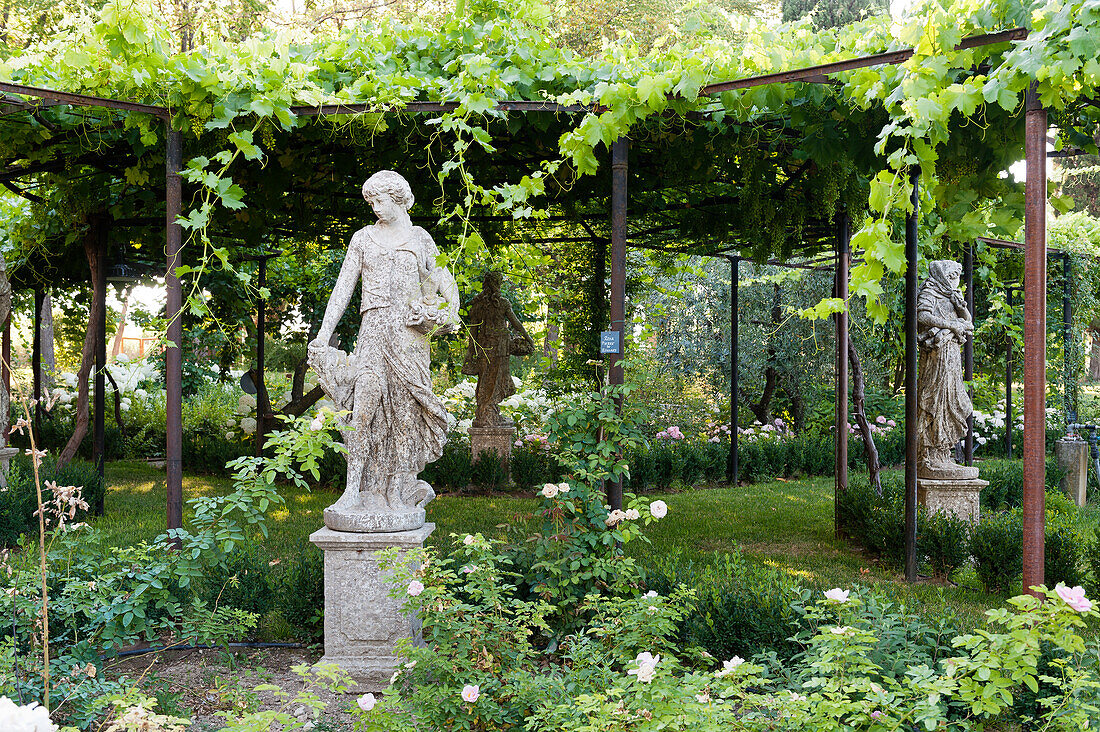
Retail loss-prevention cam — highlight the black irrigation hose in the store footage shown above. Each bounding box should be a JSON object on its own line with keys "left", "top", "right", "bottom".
{"left": 106, "top": 641, "right": 305, "bottom": 660}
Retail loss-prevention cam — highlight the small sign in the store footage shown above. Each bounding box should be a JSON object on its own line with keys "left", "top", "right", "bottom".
{"left": 600, "top": 330, "right": 621, "bottom": 354}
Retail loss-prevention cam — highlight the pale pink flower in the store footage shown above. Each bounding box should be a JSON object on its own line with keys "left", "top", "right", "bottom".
{"left": 309, "top": 415, "right": 324, "bottom": 430}
{"left": 627, "top": 652, "right": 660, "bottom": 683}
{"left": 870, "top": 710, "right": 882, "bottom": 720}
{"left": 625, "top": 508, "right": 640, "bottom": 521}
{"left": 824, "top": 588, "right": 850, "bottom": 603}
{"left": 407, "top": 580, "right": 425, "bottom": 596}
{"left": 461, "top": 685, "right": 480, "bottom": 703}
{"left": 556, "top": 482, "right": 570, "bottom": 493}
{"left": 887, "top": 419, "right": 896, "bottom": 427}
{"left": 357, "top": 693, "right": 376, "bottom": 712}
{"left": 1055, "top": 584, "right": 1094, "bottom": 612}
{"left": 649, "top": 500, "right": 668, "bottom": 519}
{"left": 540, "top": 483, "right": 559, "bottom": 499}
{"left": 716, "top": 656, "right": 744, "bottom": 677}
{"left": 605, "top": 509, "right": 628, "bottom": 526}
{"left": 463, "top": 534, "right": 476, "bottom": 545}
{"left": 875, "top": 415, "right": 887, "bottom": 424}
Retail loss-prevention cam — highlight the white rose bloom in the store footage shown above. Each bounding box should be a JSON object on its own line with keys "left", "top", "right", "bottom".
{"left": 512, "top": 376, "right": 522, "bottom": 388}
{"left": 0, "top": 696, "right": 57, "bottom": 731}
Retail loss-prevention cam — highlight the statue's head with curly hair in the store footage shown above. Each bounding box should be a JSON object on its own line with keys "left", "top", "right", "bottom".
{"left": 361, "top": 170, "right": 414, "bottom": 211}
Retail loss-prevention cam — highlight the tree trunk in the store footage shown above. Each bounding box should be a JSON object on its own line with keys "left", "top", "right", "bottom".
{"left": 39, "top": 289, "right": 55, "bottom": 389}
{"left": 109, "top": 286, "right": 131, "bottom": 359}
{"left": 57, "top": 221, "right": 105, "bottom": 470}
{"left": 848, "top": 333, "right": 882, "bottom": 495}
{"left": 748, "top": 365, "right": 778, "bottom": 424}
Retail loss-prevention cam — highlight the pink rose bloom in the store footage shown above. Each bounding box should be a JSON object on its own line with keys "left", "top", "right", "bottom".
{"left": 357, "top": 693, "right": 376, "bottom": 712}
{"left": 461, "top": 684, "right": 480, "bottom": 703}
{"left": 407, "top": 580, "right": 425, "bottom": 597}
{"left": 887, "top": 419, "right": 896, "bottom": 427}
{"left": 309, "top": 415, "right": 325, "bottom": 430}
{"left": 1055, "top": 584, "right": 1094, "bottom": 612}
{"left": 875, "top": 415, "right": 887, "bottom": 424}
{"left": 870, "top": 710, "right": 882, "bottom": 720}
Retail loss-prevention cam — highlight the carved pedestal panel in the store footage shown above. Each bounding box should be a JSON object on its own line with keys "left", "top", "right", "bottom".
{"left": 468, "top": 425, "right": 515, "bottom": 475}
{"left": 309, "top": 523, "right": 434, "bottom": 690}
{"left": 917, "top": 477, "right": 987, "bottom": 523}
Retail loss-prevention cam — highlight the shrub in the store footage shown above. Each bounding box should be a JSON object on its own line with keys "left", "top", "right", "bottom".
{"left": 510, "top": 444, "right": 558, "bottom": 491}
{"left": 0, "top": 461, "right": 37, "bottom": 547}
{"left": 918, "top": 509, "right": 971, "bottom": 579}
{"left": 470, "top": 451, "right": 507, "bottom": 492}
{"left": 837, "top": 473, "right": 906, "bottom": 565}
{"left": 1045, "top": 511, "right": 1084, "bottom": 588}
{"left": 1086, "top": 527, "right": 1100, "bottom": 599}
{"left": 979, "top": 458, "right": 1064, "bottom": 511}
{"left": 197, "top": 541, "right": 276, "bottom": 620}
{"left": 281, "top": 545, "right": 324, "bottom": 640}
{"left": 420, "top": 441, "right": 473, "bottom": 492}
{"left": 641, "top": 551, "right": 813, "bottom": 662}
{"left": 0, "top": 456, "right": 105, "bottom": 547}
{"left": 971, "top": 510, "right": 1024, "bottom": 593}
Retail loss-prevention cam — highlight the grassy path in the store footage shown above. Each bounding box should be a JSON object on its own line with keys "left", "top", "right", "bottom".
{"left": 96, "top": 463, "right": 1029, "bottom": 629}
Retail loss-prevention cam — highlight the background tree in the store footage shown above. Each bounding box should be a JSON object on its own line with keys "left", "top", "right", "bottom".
{"left": 781, "top": 0, "right": 885, "bottom": 28}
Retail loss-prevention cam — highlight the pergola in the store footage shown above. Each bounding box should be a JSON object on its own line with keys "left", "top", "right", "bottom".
{"left": 0, "top": 24, "right": 1073, "bottom": 588}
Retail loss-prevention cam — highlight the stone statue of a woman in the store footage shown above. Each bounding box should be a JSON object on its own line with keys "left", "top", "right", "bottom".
{"left": 916, "top": 259, "right": 979, "bottom": 480}
{"left": 307, "top": 171, "right": 460, "bottom": 532}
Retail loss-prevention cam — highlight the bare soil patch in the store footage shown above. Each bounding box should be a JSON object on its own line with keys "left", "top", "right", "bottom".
{"left": 107, "top": 646, "right": 358, "bottom": 731}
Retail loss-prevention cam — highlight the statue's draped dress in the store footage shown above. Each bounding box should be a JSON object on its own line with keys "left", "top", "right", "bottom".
{"left": 315, "top": 226, "right": 450, "bottom": 502}
{"left": 916, "top": 264, "right": 972, "bottom": 471}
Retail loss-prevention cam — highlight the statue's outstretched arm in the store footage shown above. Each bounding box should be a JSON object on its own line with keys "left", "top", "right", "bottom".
{"left": 312, "top": 240, "right": 361, "bottom": 348}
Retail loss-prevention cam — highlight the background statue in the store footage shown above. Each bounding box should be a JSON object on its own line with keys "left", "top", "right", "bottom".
{"left": 916, "top": 259, "right": 979, "bottom": 480}
{"left": 308, "top": 171, "right": 459, "bottom": 532}
{"left": 462, "top": 271, "right": 534, "bottom": 427}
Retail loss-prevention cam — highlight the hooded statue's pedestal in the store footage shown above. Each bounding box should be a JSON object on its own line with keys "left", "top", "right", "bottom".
{"left": 917, "top": 476, "right": 987, "bottom": 523}
{"left": 309, "top": 524, "right": 434, "bottom": 690}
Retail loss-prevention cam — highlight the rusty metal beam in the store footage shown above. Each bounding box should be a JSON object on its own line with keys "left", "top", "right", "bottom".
{"left": 291, "top": 100, "right": 594, "bottom": 116}
{"left": 700, "top": 28, "right": 1027, "bottom": 95}
{"left": 1022, "top": 84, "right": 1047, "bottom": 596}
{"left": 0, "top": 81, "right": 166, "bottom": 116}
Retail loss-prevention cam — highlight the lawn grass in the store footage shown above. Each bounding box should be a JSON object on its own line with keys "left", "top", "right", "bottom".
{"left": 93, "top": 461, "right": 1027, "bottom": 632}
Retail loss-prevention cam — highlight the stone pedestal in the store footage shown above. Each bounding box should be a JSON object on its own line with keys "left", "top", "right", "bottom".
{"left": 1054, "top": 438, "right": 1089, "bottom": 506}
{"left": 0, "top": 446, "right": 19, "bottom": 488}
{"left": 309, "top": 523, "right": 434, "bottom": 690}
{"left": 468, "top": 425, "right": 515, "bottom": 471}
{"left": 918, "top": 477, "right": 987, "bottom": 523}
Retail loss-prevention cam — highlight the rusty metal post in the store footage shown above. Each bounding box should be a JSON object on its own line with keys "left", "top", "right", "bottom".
{"left": 32, "top": 287, "right": 41, "bottom": 433}
{"left": 835, "top": 212, "right": 849, "bottom": 536}
{"left": 165, "top": 124, "right": 184, "bottom": 533}
{"left": 1022, "top": 85, "right": 1047, "bottom": 595}
{"left": 255, "top": 256, "right": 268, "bottom": 458}
{"left": 729, "top": 255, "right": 739, "bottom": 486}
{"left": 2, "top": 315, "right": 9, "bottom": 447}
{"left": 93, "top": 223, "right": 107, "bottom": 514}
{"left": 1063, "top": 253, "right": 1074, "bottom": 424}
{"left": 904, "top": 168, "right": 919, "bottom": 583}
{"left": 1006, "top": 285, "right": 1014, "bottom": 459}
{"left": 607, "top": 136, "right": 628, "bottom": 512}
{"left": 964, "top": 241, "right": 975, "bottom": 465}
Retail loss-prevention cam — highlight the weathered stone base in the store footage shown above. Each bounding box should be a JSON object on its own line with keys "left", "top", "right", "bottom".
{"left": 1054, "top": 438, "right": 1088, "bottom": 507}
{"left": 309, "top": 523, "right": 434, "bottom": 691}
{"left": 469, "top": 425, "right": 515, "bottom": 469}
{"left": 917, "top": 477, "right": 987, "bottom": 523}
{"left": 0, "top": 446, "right": 18, "bottom": 488}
